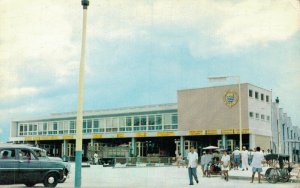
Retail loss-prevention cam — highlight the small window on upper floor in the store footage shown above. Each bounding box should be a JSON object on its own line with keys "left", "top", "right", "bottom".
{"left": 266, "top": 95, "right": 269, "bottom": 102}
{"left": 249, "top": 90, "right": 253, "bottom": 97}
{"left": 267, "top": 116, "right": 270, "bottom": 121}
{"left": 261, "top": 93, "right": 264, "bottom": 101}
{"left": 255, "top": 91, "right": 259, "bottom": 99}
{"left": 249, "top": 112, "right": 254, "bottom": 118}
{"left": 255, "top": 113, "right": 259, "bottom": 119}
{"left": 261, "top": 114, "right": 265, "bottom": 120}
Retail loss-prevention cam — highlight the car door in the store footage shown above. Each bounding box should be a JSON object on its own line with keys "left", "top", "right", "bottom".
{"left": 0, "top": 148, "right": 18, "bottom": 184}
{"left": 17, "top": 148, "right": 42, "bottom": 184}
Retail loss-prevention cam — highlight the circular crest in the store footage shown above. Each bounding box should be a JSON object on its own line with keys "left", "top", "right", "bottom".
{"left": 223, "top": 90, "right": 239, "bottom": 108}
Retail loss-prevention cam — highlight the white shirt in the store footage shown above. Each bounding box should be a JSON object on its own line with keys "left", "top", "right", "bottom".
{"left": 241, "top": 150, "right": 248, "bottom": 158}
{"left": 233, "top": 150, "right": 240, "bottom": 156}
{"left": 221, "top": 155, "right": 231, "bottom": 166}
{"left": 251, "top": 151, "right": 265, "bottom": 168}
{"left": 187, "top": 152, "right": 198, "bottom": 168}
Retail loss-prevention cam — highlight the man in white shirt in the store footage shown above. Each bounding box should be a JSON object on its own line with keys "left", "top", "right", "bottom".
{"left": 250, "top": 146, "right": 265, "bottom": 183}
{"left": 221, "top": 150, "right": 230, "bottom": 181}
{"left": 241, "top": 146, "right": 249, "bottom": 171}
{"left": 187, "top": 146, "right": 199, "bottom": 185}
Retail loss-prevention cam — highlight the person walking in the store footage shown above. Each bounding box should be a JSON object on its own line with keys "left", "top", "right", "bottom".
{"left": 241, "top": 146, "right": 249, "bottom": 171}
{"left": 250, "top": 146, "right": 265, "bottom": 183}
{"left": 221, "top": 150, "right": 230, "bottom": 181}
{"left": 187, "top": 146, "right": 199, "bottom": 185}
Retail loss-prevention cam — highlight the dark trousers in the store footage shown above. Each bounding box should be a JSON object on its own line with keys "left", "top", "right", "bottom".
{"left": 188, "top": 167, "right": 198, "bottom": 184}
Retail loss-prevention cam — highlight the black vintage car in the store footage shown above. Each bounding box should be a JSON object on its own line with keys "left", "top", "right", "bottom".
{"left": 0, "top": 144, "right": 69, "bottom": 187}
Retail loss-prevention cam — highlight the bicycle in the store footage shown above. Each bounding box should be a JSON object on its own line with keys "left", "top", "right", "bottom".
{"left": 264, "top": 154, "right": 292, "bottom": 184}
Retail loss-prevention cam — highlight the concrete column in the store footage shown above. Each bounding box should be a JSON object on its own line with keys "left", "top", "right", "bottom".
{"left": 63, "top": 140, "right": 68, "bottom": 157}
{"left": 180, "top": 136, "right": 184, "bottom": 158}
{"left": 222, "top": 135, "right": 226, "bottom": 150}
{"left": 249, "top": 134, "right": 255, "bottom": 150}
{"left": 91, "top": 139, "right": 94, "bottom": 145}
{"left": 131, "top": 137, "right": 136, "bottom": 156}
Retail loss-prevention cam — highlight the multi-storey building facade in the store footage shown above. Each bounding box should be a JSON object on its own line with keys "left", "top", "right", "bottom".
{"left": 10, "top": 83, "right": 295, "bottom": 161}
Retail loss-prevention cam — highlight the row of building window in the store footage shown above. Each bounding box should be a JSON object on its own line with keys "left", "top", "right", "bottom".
{"left": 249, "top": 112, "right": 270, "bottom": 121}
{"left": 18, "top": 113, "right": 178, "bottom": 136}
{"left": 249, "top": 89, "right": 270, "bottom": 102}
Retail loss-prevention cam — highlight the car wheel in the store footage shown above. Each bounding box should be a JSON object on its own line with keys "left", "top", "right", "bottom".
{"left": 43, "top": 172, "right": 58, "bottom": 187}
{"left": 25, "top": 183, "right": 36, "bottom": 187}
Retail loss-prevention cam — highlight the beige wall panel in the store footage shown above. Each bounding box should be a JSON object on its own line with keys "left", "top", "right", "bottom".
{"left": 254, "top": 135, "right": 271, "bottom": 151}
{"left": 178, "top": 84, "right": 249, "bottom": 131}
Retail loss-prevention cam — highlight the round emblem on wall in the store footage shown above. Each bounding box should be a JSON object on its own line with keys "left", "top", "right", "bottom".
{"left": 223, "top": 90, "right": 239, "bottom": 108}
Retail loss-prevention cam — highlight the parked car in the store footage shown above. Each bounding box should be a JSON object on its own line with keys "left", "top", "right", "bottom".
{"left": 0, "top": 144, "right": 70, "bottom": 187}
{"left": 30, "top": 146, "right": 71, "bottom": 183}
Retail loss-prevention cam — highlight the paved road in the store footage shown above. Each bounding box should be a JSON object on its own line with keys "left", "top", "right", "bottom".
{"left": 3, "top": 163, "right": 299, "bottom": 188}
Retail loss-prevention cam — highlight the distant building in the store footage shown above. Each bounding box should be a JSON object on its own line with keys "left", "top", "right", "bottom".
{"left": 10, "top": 83, "right": 298, "bottom": 161}
{"left": 272, "top": 99, "right": 300, "bottom": 163}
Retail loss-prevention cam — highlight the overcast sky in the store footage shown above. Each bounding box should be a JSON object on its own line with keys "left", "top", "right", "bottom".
{"left": 0, "top": 0, "right": 299, "bottom": 142}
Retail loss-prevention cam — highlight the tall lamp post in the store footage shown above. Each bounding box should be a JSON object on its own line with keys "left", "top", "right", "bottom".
{"left": 75, "top": 1, "right": 89, "bottom": 188}
{"left": 208, "top": 76, "right": 242, "bottom": 151}
{"left": 275, "top": 97, "right": 280, "bottom": 154}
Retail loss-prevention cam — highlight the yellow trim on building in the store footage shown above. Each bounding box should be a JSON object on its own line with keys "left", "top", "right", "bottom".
{"left": 62, "top": 135, "right": 74, "bottom": 140}
{"left": 233, "top": 128, "right": 249, "bottom": 134}
{"left": 206, "top": 129, "right": 217, "bottom": 135}
{"left": 221, "top": 128, "right": 234, "bottom": 134}
{"left": 189, "top": 130, "right": 205, "bottom": 136}
{"left": 92, "top": 134, "right": 103, "bottom": 139}
{"left": 156, "top": 132, "right": 175, "bottom": 137}
{"left": 116, "top": 133, "right": 125, "bottom": 138}
{"left": 135, "top": 132, "right": 147, "bottom": 137}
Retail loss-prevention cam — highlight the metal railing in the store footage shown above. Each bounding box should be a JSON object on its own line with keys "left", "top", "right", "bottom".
{"left": 114, "top": 157, "right": 175, "bottom": 167}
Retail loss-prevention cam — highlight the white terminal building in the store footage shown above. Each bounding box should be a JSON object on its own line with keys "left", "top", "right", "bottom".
{"left": 9, "top": 84, "right": 300, "bottom": 162}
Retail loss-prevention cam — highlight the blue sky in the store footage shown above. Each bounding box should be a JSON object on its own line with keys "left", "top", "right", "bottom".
{"left": 0, "top": 0, "right": 299, "bottom": 142}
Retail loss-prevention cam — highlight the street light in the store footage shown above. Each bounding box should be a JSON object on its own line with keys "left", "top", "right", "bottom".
{"left": 275, "top": 97, "right": 281, "bottom": 154}
{"left": 208, "top": 76, "right": 242, "bottom": 151}
{"left": 75, "top": 1, "right": 89, "bottom": 188}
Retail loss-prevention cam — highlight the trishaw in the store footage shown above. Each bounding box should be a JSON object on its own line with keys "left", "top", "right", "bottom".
{"left": 264, "top": 154, "right": 292, "bottom": 183}
{"left": 203, "top": 146, "right": 222, "bottom": 177}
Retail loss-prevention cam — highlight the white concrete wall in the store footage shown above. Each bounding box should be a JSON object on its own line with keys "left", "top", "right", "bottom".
{"left": 247, "top": 84, "right": 272, "bottom": 137}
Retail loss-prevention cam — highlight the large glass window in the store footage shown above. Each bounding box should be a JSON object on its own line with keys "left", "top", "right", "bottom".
{"left": 106, "top": 118, "right": 113, "bottom": 132}
{"left": 43, "top": 123, "right": 47, "bottom": 135}
{"left": 70, "top": 121, "right": 76, "bottom": 134}
{"left": 125, "top": 117, "right": 132, "bottom": 131}
{"left": 93, "top": 119, "right": 99, "bottom": 133}
{"left": 112, "top": 118, "right": 118, "bottom": 132}
{"left": 19, "top": 124, "right": 24, "bottom": 136}
{"left": 140, "top": 116, "right": 147, "bottom": 131}
{"left": 119, "top": 117, "right": 126, "bottom": 132}
{"left": 99, "top": 119, "right": 105, "bottom": 132}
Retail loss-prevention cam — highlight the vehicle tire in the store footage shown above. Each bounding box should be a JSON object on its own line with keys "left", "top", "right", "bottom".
{"left": 24, "top": 183, "right": 35, "bottom": 187}
{"left": 265, "top": 168, "right": 279, "bottom": 183}
{"left": 43, "top": 172, "right": 58, "bottom": 187}
{"left": 279, "top": 168, "right": 290, "bottom": 182}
